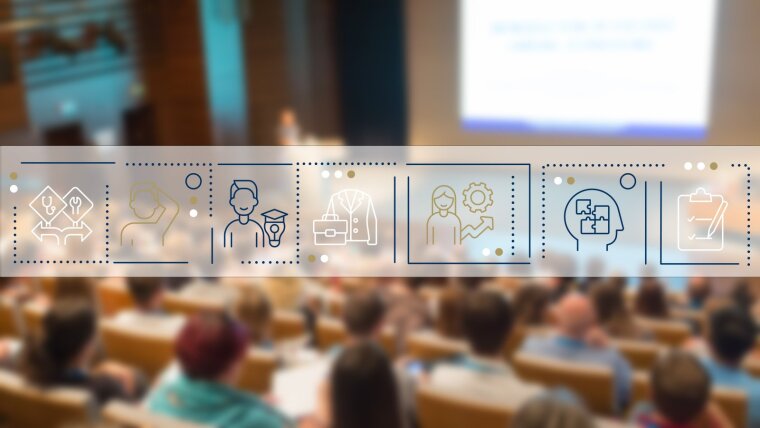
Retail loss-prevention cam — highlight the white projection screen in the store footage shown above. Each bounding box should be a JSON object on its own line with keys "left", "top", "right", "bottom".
{"left": 406, "top": 0, "right": 760, "bottom": 146}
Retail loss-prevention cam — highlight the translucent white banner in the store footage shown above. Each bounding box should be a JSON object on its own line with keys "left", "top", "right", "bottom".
{"left": 0, "top": 146, "right": 756, "bottom": 277}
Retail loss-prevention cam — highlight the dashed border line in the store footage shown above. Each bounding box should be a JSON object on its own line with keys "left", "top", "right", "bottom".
{"left": 732, "top": 163, "right": 751, "bottom": 267}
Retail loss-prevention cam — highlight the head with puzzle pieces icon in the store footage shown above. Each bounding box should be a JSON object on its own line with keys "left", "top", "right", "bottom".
{"left": 564, "top": 188, "right": 624, "bottom": 251}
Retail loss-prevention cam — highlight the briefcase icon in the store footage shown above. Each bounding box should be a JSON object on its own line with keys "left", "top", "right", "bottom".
{"left": 313, "top": 214, "right": 348, "bottom": 245}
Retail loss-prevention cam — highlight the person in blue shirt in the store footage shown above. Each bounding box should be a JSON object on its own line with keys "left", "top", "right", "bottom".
{"left": 702, "top": 307, "right": 760, "bottom": 428}
{"left": 147, "top": 312, "right": 289, "bottom": 428}
{"left": 520, "top": 292, "right": 632, "bottom": 413}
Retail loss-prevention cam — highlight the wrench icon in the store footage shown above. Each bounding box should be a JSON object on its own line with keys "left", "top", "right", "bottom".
{"left": 69, "top": 196, "right": 82, "bottom": 215}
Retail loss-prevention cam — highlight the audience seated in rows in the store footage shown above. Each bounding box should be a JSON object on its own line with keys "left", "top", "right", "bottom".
{"left": 147, "top": 311, "right": 288, "bottom": 428}
{"left": 21, "top": 298, "right": 144, "bottom": 406}
{"left": 301, "top": 341, "right": 404, "bottom": 428}
{"left": 521, "top": 293, "right": 632, "bottom": 412}
{"left": 114, "top": 277, "right": 184, "bottom": 334}
{"left": 632, "top": 352, "right": 730, "bottom": 428}
{"left": 591, "top": 282, "right": 650, "bottom": 341}
{"left": 702, "top": 307, "right": 760, "bottom": 427}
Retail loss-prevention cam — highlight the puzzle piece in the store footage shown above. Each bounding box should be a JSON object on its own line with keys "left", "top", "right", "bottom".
{"left": 592, "top": 217, "right": 610, "bottom": 234}
{"left": 593, "top": 205, "right": 610, "bottom": 222}
{"left": 580, "top": 216, "right": 596, "bottom": 234}
{"left": 576, "top": 199, "right": 593, "bottom": 215}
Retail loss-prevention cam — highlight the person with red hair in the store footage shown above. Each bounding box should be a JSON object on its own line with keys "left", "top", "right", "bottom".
{"left": 147, "top": 312, "right": 288, "bottom": 428}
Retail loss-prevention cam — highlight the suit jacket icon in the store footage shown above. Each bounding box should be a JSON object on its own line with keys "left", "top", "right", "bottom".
{"left": 324, "top": 189, "right": 377, "bottom": 245}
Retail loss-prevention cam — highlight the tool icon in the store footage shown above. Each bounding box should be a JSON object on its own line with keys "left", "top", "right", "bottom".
{"left": 29, "top": 186, "right": 93, "bottom": 245}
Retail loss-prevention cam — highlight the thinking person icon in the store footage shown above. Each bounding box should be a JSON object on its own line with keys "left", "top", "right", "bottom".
{"left": 120, "top": 181, "right": 179, "bottom": 247}
{"left": 427, "top": 185, "right": 463, "bottom": 248}
{"left": 224, "top": 180, "right": 265, "bottom": 249}
{"left": 564, "top": 188, "right": 624, "bottom": 251}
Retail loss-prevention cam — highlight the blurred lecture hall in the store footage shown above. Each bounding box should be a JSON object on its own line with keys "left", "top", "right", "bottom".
{"left": 1, "top": 0, "right": 760, "bottom": 428}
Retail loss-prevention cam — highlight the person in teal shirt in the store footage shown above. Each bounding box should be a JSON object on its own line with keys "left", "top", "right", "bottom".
{"left": 701, "top": 307, "right": 760, "bottom": 428}
{"left": 147, "top": 312, "right": 290, "bottom": 428}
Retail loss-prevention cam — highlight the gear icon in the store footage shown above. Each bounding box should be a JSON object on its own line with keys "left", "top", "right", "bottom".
{"left": 462, "top": 182, "right": 494, "bottom": 213}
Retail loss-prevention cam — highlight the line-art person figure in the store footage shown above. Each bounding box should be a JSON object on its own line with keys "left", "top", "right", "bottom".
{"left": 426, "top": 185, "right": 462, "bottom": 248}
{"left": 120, "top": 181, "right": 179, "bottom": 247}
{"left": 224, "top": 180, "right": 265, "bottom": 249}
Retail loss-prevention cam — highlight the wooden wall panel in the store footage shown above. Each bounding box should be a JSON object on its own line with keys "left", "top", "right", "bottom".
{"left": 134, "top": 0, "right": 211, "bottom": 146}
{"left": 0, "top": 0, "right": 28, "bottom": 134}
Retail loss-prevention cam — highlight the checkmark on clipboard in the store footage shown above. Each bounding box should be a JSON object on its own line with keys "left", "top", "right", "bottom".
{"left": 677, "top": 188, "right": 728, "bottom": 252}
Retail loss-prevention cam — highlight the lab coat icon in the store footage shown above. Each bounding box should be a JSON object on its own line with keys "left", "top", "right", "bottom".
{"left": 313, "top": 189, "right": 377, "bottom": 246}
{"left": 677, "top": 188, "right": 728, "bottom": 252}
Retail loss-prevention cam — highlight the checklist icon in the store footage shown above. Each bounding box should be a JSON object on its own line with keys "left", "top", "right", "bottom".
{"left": 677, "top": 188, "right": 728, "bottom": 252}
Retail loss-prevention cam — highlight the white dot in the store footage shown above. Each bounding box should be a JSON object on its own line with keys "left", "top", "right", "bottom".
{"left": 684, "top": 162, "right": 693, "bottom": 170}
{"left": 697, "top": 162, "right": 705, "bottom": 171}
{"left": 554, "top": 177, "right": 562, "bottom": 185}
{"left": 321, "top": 170, "right": 330, "bottom": 179}
{"left": 9, "top": 185, "right": 18, "bottom": 193}
{"left": 482, "top": 248, "right": 491, "bottom": 256}
{"left": 334, "top": 170, "right": 343, "bottom": 178}
{"left": 320, "top": 254, "right": 329, "bottom": 263}
{"left": 189, "top": 209, "right": 198, "bottom": 218}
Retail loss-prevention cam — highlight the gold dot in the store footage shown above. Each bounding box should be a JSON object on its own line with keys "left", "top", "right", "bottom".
{"left": 495, "top": 248, "right": 504, "bottom": 256}
{"left": 347, "top": 170, "right": 356, "bottom": 178}
{"left": 308, "top": 255, "right": 316, "bottom": 263}
{"left": 190, "top": 196, "right": 198, "bottom": 204}
{"left": 710, "top": 162, "right": 718, "bottom": 170}
{"left": 567, "top": 177, "right": 575, "bottom": 185}
{"left": 9, "top": 172, "right": 17, "bottom": 180}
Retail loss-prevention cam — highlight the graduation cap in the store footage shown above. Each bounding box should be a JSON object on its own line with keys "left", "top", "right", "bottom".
{"left": 261, "top": 208, "right": 288, "bottom": 222}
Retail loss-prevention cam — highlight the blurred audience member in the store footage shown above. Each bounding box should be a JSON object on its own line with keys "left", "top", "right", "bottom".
{"left": 513, "top": 284, "right": 552, "bottom": 327}
{"left": 236, "top": 288, "right": 274, "bottom": 348}
{"left": 512, "top": 395, "right": 595, "bottom": 428}
{"left": 383, "top": 278, "right": 431, "bottom": 353}
{"left": 591, "top": 282, "right": 649, "bottom": 340}
{"left": 114, "top": 277, "right": 183, "bottom": 334}
{"left": 730, "top": 279, "right": 754, "bottom": 315}
{"left": 633, "top": 352, "right": 730, "bottom": 428}
{"left": 22, "top": 299, "right": 142, "bottom": 405}
{"left": 521, "top": 293, "right": 632, "bottom": 411}
{"left": 302, "top": 342, "right": 403, "bottom": 428}
{"left": 434, "top": 285, "right": 467, "bottom": 339}
{"left": 430, "top": 290, "right": 541, "bottom": 405}
{"left": 703, "top": 307, "right": 760, "bottom": 427}
{"left": 685, "top": 278, "right": 713, "bottom": 311}
{"left": 127, "top": 277, "right": 167, "bottom": 313}
{"left": 148, "top": 312, "right": 288, "bottom": 428}
{"left": 342, "top": 290, "right": 386, "bottom": 345}
{"left": 634, "top": 280, "right": 670, "bottom": 319}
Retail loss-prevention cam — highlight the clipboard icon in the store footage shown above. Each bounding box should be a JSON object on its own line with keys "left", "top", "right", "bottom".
{"left": 677, "top": 188, "right": 728, "bottom": 252}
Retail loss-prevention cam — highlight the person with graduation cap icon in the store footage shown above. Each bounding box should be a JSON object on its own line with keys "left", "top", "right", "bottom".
{"left": 224, "top": 180, "right": 288, "bottom": 251}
